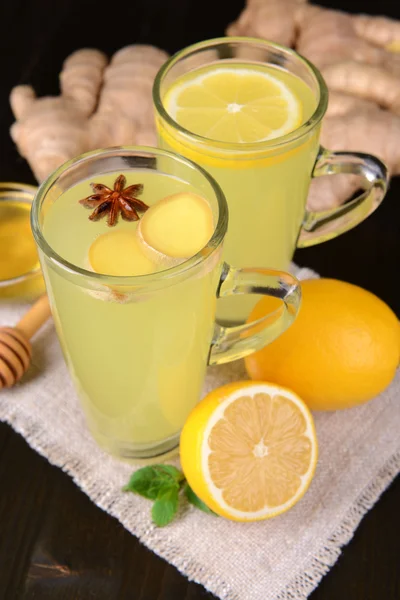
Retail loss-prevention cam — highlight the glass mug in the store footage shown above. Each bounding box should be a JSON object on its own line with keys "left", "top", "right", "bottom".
{"left": 31, "top": 147, "right": 301, "bottom": 461}
{"left": 153, "top": 37, "right": 388, "bottom": 324}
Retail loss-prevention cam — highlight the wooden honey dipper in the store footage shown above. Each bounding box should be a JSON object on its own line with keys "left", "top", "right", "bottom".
{"left": 0, "top": 294, "right": 51, "bottom": 389}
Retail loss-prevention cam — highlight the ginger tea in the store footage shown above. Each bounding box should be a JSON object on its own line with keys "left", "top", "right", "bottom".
{"left": 157, "top": 61, "right": 319, "bottom": 323}
{"left": 41, "top": 169, "right": 221, "bottom": 458}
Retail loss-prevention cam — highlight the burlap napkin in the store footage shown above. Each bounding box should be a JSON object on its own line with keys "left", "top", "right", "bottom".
{"left": 0, "top": 265, "right": 399, "bottom": 600}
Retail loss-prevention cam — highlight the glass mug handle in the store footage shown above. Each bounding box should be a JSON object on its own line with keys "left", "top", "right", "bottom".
{"left": 298, "top": 148, "right": 388, "bottom": 247}
{"left": 209, "top": 263, "right": 301, "bottom": 366}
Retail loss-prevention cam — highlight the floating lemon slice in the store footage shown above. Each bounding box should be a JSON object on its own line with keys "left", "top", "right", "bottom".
{"left": 165, "top": 66, "right": 302, "bottom": 143}
{"left": 180, "top": 381, "right": 318, "bottom": 521}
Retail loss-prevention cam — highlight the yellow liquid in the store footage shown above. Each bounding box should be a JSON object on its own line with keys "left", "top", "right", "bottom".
{"left": 157, "top": 62, "right": 320, "bottom": 323}
{"left": 41, "top": 170, "right": 221, "bottom": 458}
{"left": 0, "top": 200, "right": 43, "bottom": 299}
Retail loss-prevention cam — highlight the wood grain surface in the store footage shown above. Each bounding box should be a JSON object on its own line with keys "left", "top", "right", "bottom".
{"left": 0, "top": 0, "right": 399, "bottom": 598}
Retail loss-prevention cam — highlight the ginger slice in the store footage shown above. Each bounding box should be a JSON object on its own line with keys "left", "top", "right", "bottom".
{"left": 89, "top": 230, "right": 156, "bottom": 276}
{"left": 137, "top": 192, "right": 214, "bottom": 265}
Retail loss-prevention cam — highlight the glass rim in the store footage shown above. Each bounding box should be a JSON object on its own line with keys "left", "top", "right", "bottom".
{"left": 153, "top": 36, "right": 329, "bottom": 153}
{"left": 31, "top": 146, "right": 228, "bottom": 286}
{"left": 0, "top": 183, "right": 42, "bottom": 288}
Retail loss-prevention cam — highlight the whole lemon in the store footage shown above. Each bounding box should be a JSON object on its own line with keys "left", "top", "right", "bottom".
{"left": 244, "top": 279, "right": 399, "bottom": 410}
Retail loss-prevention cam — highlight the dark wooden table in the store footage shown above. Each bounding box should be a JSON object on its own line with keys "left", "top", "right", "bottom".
{"left": 1, "top": 0, "right": 399, "bottom": 598}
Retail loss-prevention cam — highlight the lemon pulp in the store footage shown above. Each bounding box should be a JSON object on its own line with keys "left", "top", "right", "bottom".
{"left": 180, "top": 381, "right": 318, "bottom": 521}
{"left": 164, "top": 64, "right": 303, "bottom": 144}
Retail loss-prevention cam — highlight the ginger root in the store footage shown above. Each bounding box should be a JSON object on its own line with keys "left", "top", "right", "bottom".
{"left": 90, "top": 45, "right": 169, "bottom": 148}
{"left": 10, "top": 49, "right": 107, "bottom": 182}
{"left": 228, "top": 0, "right": 400, "bottom": 210}
{"left": 228, "top": 0, "right": 307, "bottom": 47}
{"left": 10, "top": 45, "right": 169, "bottom": 182}
{"left": 10, "top": 7, "right": 400, "bottom": 214}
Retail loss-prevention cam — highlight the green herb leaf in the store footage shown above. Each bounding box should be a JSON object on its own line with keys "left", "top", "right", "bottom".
{"left": 152, "top": 486, "right": 180, "bottom": 527}
{"left": 122, "top": 465, "right": 183, "bottom": 500}
{"left": 123, "top": 465, "right": 217, "bottom": 527}
{"left": 153, "top": 464, "right": 184, "bottom": 484}
{"left": 184, "top": 483, "right": 218, "bottom": 516}
{"left": 122, "top": 468, "right": 160, "bottom": 499}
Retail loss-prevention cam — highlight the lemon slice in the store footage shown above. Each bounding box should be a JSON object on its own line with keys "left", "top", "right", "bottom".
{"left": 165, "top": 66, "right": 302, "bottom": 143}
{"left": 180, "top": 381, "right": 318, "bottom": 521}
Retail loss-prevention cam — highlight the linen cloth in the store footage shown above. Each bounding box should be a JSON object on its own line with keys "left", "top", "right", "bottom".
{"left": 1, "top": 266, "right": 399, "bottom": 600}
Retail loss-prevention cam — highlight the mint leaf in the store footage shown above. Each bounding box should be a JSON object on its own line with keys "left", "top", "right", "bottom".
{"left": 153, "top": 464, "right": 184, "bottom": 484}
{"left": 122, "top": 465, "right": 183, "bottom": 500}
{"left": 184, "top": 483, "right": 218, "bottom": 516}
{"left": 123, "top": 468, "right": 161, "bottom": 499}
{"left": 152, "top": 486, "right": 180, "bottom": 527}
{"left": 123, "top": 465, "right": 217, "bottom": 526}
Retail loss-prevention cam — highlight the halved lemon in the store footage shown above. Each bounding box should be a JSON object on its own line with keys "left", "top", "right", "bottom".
{"left": 164, "top": 65, "right": 302, "bottom": 143}
{"left": 180, "top": 381, "right": 318, "bottom": 521}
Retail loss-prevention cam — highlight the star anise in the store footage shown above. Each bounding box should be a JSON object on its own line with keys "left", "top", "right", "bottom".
{"left": 79, "top": 174, "right": 149, "bottom": 226}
